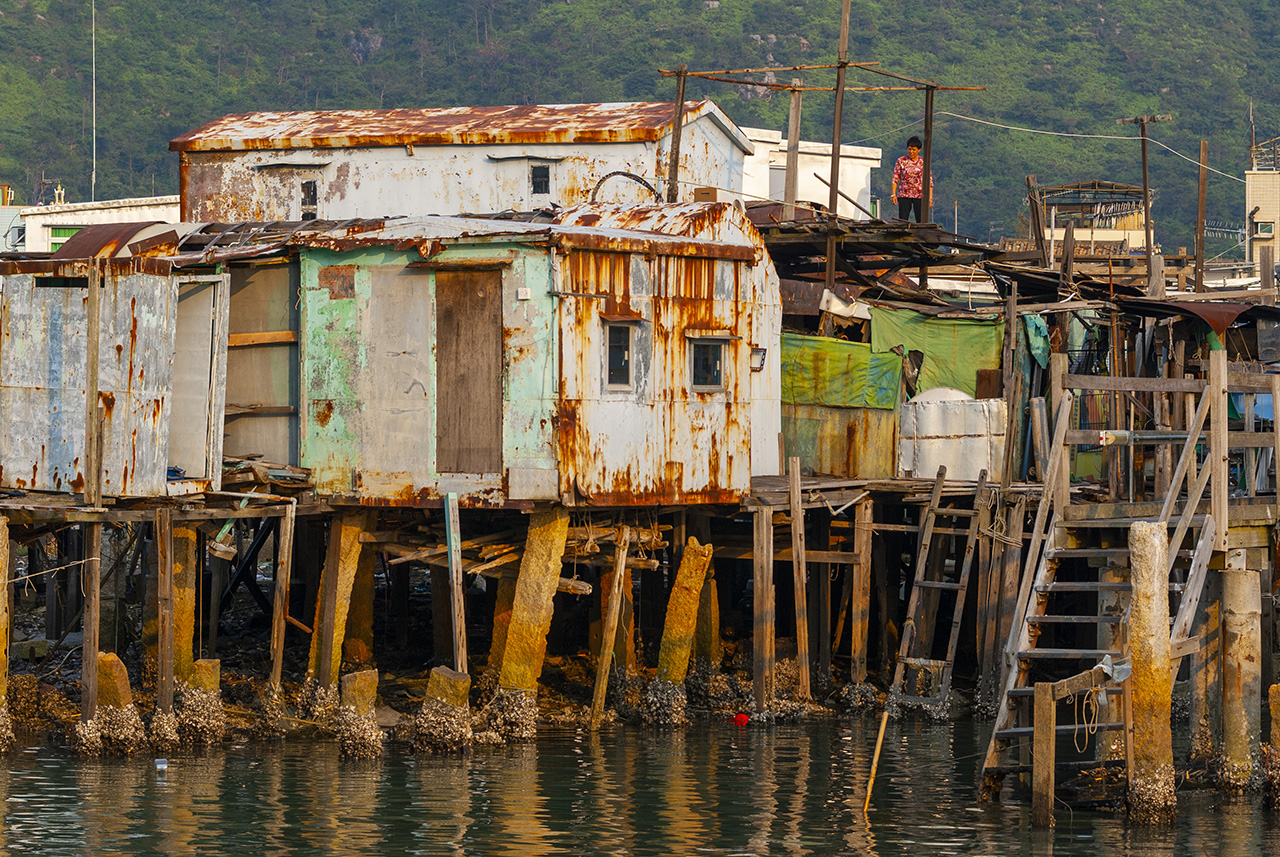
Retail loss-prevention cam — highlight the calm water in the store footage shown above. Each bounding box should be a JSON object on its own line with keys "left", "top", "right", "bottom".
{"left": 1, "top": 718, "right": 1276, "bottom": 856}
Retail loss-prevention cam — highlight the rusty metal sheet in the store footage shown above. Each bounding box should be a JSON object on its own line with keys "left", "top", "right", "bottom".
{"left": 0, "top": 269, "right": 177, "bottom": 496}
{"left": 171, "top": 101, "right": 751, "bottom": 152}
{"left": 51, "top": 222, "right": 161, "bottom": 260}
{"left": 782, "top": 404, "right": 897, "bottom": 479}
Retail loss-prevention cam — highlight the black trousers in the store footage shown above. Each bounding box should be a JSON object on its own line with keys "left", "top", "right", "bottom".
{"left": 898, "top": 197, "right": 923, "bottom": 222}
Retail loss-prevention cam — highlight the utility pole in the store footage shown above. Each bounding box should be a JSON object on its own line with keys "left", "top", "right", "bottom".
{"left": 1116, "top": 114, "right": 1172, "bottom": 288}
{"left": 824, "top": 0, "right": 853, "bottom": 293}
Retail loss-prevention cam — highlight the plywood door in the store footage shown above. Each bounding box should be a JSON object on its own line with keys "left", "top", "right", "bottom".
{"left": 435, "top": 270, "right": 503, "bottom": 474}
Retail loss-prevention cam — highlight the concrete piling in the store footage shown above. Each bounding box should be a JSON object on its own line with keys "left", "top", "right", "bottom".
{"left": 416, "top": 666, "right": 473, "bottom": 753}
{"left": 644, "top": 538, "right": 714, "bottom": 727}
{"left": 335, "top": 669, "right": 382, "bottom": 758}
{"left": 1221, "top": 549, "right": 1261, "bottom": 789}
{"left": 173, "top": 524, "right": 198, "bottom": 684}
{"left": 309, "top": 512, "right": 371, "bottom": 687}
{"left": 497, "top": 507, "right": 569, "bottom": 693}
{"left": 1127, "top": 520, "right": 1176, "bottom": 823}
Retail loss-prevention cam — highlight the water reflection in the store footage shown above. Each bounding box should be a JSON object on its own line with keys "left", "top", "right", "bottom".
{"left": 2, "top": 721, "right": 1280, "bottom": 855}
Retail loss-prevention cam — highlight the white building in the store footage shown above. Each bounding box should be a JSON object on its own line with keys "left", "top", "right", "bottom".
{"left": 20, "top": 195, "right": 180, "bottom": 253}
{"left": 170, "top": 102, "right": 755, "bottom": 221}
{"left": 740, "top": 128, "right": 881, "bottom": 219}
{"left": 1246, "top": 169, "right": 1280, "bottom": 268}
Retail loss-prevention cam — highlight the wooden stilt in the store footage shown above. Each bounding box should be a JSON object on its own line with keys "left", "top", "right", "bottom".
{"left": 788, "top": 458, "right": 811, "bottom": 700}
{"left": 753, "top": 508, "right": 775, "bottom": 711}
{"left": 156, "top": 508, "right": 175, "bottom": 713}
{"left": 814, "top": 515, "right": 832, "bottom": 690}
{"left": 590, "top": 526, "right": 631, "bottom": 730}
{"left": 444, "top": 494, "right": 468, "bottom": 673}
{"left": 270, "top": 503, "right": 296, "bottom": 690}
{"left": 850, "top": 498, "right": 873, "bottom": 684}
{"left": 1032, "top": 682, "right": 1055, "bottom": 828}
{"left": 82, "top": 523, "right": 101, "bottom": 721}
{"left": 0, "top": 517, "right": 9, "bottom": 706}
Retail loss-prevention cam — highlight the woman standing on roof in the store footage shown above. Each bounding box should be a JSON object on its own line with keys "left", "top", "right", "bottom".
{"left": 890, "top": 136, "right": 933, "bottom": 223}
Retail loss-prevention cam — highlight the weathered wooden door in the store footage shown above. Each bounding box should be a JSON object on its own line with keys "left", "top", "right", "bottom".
{"left": 435, "top": 269, "right": 503, "bottom": 473}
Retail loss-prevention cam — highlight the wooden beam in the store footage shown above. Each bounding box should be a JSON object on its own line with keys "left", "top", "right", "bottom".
{"left": 1032, "top": 682, "right": 1055, "bottom": 828}
{"left": 788, "top": 458, "right": 811, "bottom": 701}
{"left": 444, "top": 493, "right": 468, "bottom": 674}
{"left": 590, "top": 526, "right": 631, "bottom": 730}
{"left": 270, "top": 503, "right": 296, "bottom": 690}
{"left": 227, "top": 330, "right": 299, "bottom": 348}
{"left": 1210, "top": 349, "right": 1229, "bottom": 552}
{"left": 753, "top": 508, "right": 775, "bottom": 711}
{"left": 156, "top": 508, "right": 175, "bottom": 713}
{"left": 1062, "top": 374, "right": 1205, "bottom": 393}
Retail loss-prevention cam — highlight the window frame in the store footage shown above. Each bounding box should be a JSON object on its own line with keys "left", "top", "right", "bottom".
{"left": 689, "top": 338, "right": 727, "bottom": 392}
{"left": 605, "top": 322, "right": 634, "bottom": 391}
{"left": 300, "top": 180, "right": 318, "bottom": 221}
{"left": 530, "top": 164, "right": 551, "bottom": 196}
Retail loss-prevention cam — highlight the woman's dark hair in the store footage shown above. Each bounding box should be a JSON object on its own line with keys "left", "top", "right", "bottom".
{"left": 907, "top": 136, "right": 923, "bottom": 149}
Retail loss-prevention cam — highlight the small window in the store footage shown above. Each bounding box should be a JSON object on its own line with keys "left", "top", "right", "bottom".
{"left": 531, "top": 164, "right": 551, "bottom": 196}
{"left": 607, "top": 324, "right": 632, "bottom": 388}
{"left": 1257, "top": 221, "right": 1275, "bottom": 236}
{"left": 300, "top": 180, "right": 318, "bottom": 220}
{"left": 691, "top": 340, "right": 724, "bottom": 390}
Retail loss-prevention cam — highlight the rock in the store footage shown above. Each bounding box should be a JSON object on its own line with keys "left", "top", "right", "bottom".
{"left": 641, "top": 679, "right": 688, "bottom": 728}
{"left": 340, "top": 669, "right": 379, "bottom": 716}
{"left": 11, "top": 639, "right": 49, "bottom": 661}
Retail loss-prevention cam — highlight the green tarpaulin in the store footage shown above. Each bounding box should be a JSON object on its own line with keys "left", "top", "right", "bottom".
{"left": 869, "top": 306, "right": 1005, "bottom": 397}
{"left": 781, "top": 333, "right": 902, "bottom": 410}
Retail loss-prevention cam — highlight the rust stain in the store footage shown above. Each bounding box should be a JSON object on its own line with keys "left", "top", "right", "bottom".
{"left": 170, "top": 102, "right": 715, "bottom": 152}
{"left": 314, "top": 399, "right": 336, "bottom": 427}
{"left": 318, "top": 266, "right": 356, "bottom": 299}
{"left": 99, "top": 391, "right": 116, "bottom": 418}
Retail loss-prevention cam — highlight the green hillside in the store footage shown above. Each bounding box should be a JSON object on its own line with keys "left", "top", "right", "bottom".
{"left": 1, "top": 0, "right": 1274, "bottom": 253}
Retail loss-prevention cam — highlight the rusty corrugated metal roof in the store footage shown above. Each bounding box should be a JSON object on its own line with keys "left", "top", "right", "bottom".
{"left": 171, "top": 101, "right": 753, "bottom": 153}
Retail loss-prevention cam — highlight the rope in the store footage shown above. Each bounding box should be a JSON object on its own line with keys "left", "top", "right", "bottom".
{"left": 1070, "top": 687, "right": 1102, "bottom": 754}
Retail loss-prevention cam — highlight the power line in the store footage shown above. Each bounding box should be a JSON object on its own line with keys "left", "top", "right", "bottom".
{"left": 932, "top": 111, "right": 1244, "bottom": 184}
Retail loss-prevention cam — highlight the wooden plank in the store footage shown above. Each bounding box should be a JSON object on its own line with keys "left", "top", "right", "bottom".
{"left": 1032, "top": 682, "right": 1055, "bottom": 828}
{"left": 1050, "top": 354, "right": 1070, "bottom": 510}
{"left": 1246, "top": 394, "right": 1258, "bottom": 497}
{"left": 82, "top": 523, "right": 101, "bottom": 720}
{"left": 590, "top": 527, "right": 631, "bottom": 730}
{"left": 227, "top": 330, "right": 299, "bottom": 348}
{"left": 156, "top": 508, "right": 175, "bottom": 713}
{"left": 1228, "top": 372, "right": 1277, "bottom": 393}
{"left": 436, "top": 270, "right": 503, "bottom": 473}
{"left": 788, "top": 459, "right": 811, "bottom": 701}
{"left": 1061, "top": 374, "right": 1205, "bottom": 393}
{"left": 1210, "top": 350, "right": 1229, "bottom": 552}
{"left": 1158, "top": 391, "right": 1210, "bottom": 523}
{"left": 1029, "top": 398, "right": 1049, "bottom": 479}
{"left": 270, "top": 502, "right": 296, "bottom": 690}
{"left": 444, "top": 493, "right": 468, "bottom": 674}
{"left": 1169, "top": 515, "right": 1215, "bottom": 681}
{"left": 851, "top": 498, "right": 873, "bottom": 683}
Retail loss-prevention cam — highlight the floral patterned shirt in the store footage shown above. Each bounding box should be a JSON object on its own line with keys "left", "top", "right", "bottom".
{"left": 892, "top": 155, "right": 933, "bottom": 199}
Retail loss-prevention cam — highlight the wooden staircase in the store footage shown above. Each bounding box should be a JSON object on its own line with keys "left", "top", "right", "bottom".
{"left": 978, "top": 390, "right": 1216, "bottom": 799}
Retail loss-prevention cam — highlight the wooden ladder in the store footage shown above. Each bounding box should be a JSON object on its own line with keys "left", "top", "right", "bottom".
{"left": 888, "top": 466, "right": 989, "bottom": 711}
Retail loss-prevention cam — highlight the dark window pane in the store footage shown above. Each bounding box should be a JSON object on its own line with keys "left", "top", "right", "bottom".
{"left": 531, "top": 165, "right": 551, "bottom": 195}
{"left": 301, "top": 180, "right": 318, "bottom": 220}
{"left": 692, "top": 341, "right": 723, "bottom": 388}
{"left": 608, "top": 324, "right": 631, "bottom": 386}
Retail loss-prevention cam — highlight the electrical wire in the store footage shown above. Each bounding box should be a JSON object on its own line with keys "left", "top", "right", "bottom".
{"left": 935, "top": 111, "right": 1246, "bottom": 184}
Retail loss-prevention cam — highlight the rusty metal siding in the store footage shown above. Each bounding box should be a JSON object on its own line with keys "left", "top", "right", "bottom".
{"left": 0, "top": 268, "right": 177, "bottom": 496}
{"left": 555, "top": 249, "right": 753, "bottom": 505}
{"left": 170, "top": 102, "right": 751, "bottom": 152}
{"left": 177, "top": 108, "right": 750, "bottom": 222}
{"left": 554, "top": 202, "right": 781, "bottom": 480}
{"left": 297, "top": 245, "right": 558, "bottom": 507}
{"left": 782, "top": 404, "right": 898, "bottom": 479}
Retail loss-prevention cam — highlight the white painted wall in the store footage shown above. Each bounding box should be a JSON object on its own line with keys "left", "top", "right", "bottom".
{"left": 740, "top": 127, "right": 882, "bottom": 218}
{"left": 20, "top": 196, "right": 180, "bottom": 253}
{"left": 180, "top": 112, "right": 750, "bottom": 222}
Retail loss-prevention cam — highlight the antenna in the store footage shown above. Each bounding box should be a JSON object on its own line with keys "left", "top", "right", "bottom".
{"left": 91, "top": 0, "right": 97, "bottom": 202}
